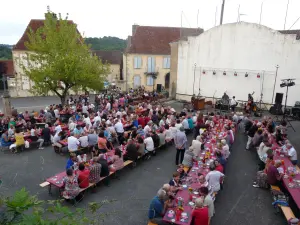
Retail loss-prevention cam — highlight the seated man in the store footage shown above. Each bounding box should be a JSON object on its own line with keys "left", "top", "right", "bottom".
{"left": 77, "top": 163, "right": 90, "bottom": 188}
{"left": 148, "top": 189, "right": 171, "bottom": 225}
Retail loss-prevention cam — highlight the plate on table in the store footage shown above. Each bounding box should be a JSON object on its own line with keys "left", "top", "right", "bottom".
{"left": 193, "top": 191, "right": 199, "bottom": 195}
{"left": 189, "top": 201, "right": 195, "bottom": 206}
{"left": 181, "top": 212, "right": 187, "bottom": 217}
{"left": 182, "top": 185, "right": 188, "bottom": 189}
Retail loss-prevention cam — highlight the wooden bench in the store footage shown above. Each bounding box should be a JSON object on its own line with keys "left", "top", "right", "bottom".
{"left": 147, "top": 221, "right": 158, "bottom": 225}
{"left": 40, "top": 181, "right": 50, "bottom": 187}
{"left": 280, "top": 205, "right": 296, "bottom": 221}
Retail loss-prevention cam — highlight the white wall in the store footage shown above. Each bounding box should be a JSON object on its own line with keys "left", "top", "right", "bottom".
{"left": 176, "top": 22, "right": 300, "bottom": 106}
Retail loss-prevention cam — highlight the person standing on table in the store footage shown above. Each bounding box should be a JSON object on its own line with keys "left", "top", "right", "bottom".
{"left": 174, "top": 126, "right": 187, "bottom": 165}
{"left": 205, "top": 164, "right": 225, "bottom": 193}
{"left": 67, "top": 132, "right": 80, "bottom": 153}
{"left": 284, "top": 143, "right": 298, "bottom": 165}
{"left": 191, "top": 197, "right": 209, "bottom": 225}
{"left": 199, "top": 186, "right": 215, "bottom": 223}
{"left": 148, "top": 189, "right": 172, "bottom": 225}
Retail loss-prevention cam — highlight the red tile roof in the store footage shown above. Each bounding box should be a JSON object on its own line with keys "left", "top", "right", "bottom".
{"left": 92, "top": 50, "right": 122, "bottom": 65}
{"left": 0, "top": 60, "right": 15, "bottom": 77}
{"left": 13, "top": 19, "right": 77, "bottom": 51}
{"left": 126, "top": 25, "right": 203, "bottom": 55}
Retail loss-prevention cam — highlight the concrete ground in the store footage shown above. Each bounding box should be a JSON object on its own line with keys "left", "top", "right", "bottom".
{"left": 0, "top": 101, "right": 299, "bottom": 225}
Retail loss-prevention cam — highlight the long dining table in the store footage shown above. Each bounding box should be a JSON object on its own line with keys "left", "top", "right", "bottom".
{"left": 163, "top": 118, "right": 232, "bottom": 225}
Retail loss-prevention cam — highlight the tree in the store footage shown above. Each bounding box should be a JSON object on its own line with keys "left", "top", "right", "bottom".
{"left": 20, "top": 9, "right": 109, "bottom": 104}
{"left": 85, "top": 37, "right": 126, "bottom": 51}
{"left": 0, "top": 45, "right": 12, "bottom": 60}
{"left": 0, "top": 188, "right": 114, "bottom": 225}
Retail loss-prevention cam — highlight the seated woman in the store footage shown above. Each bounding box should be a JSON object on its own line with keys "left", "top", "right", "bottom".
{"left": 177, "top": 164, "right": 187, "bottom": 179}
{"left": 253, "top": 155, "right": 274, "bottom": 189}
{"left": 30, "top": 125, "right": 44, "bottom": 149}
{"left": 77, "top": 151, "right": 87, "bottom": 163}
{"left": 182, "top": 146, "right": 195, "bottom": 170}
{"left": 191, "top": 197, "right": 209, "bottom": 225}
{"left": 109, "top": 148, "right": 124, "bottom": 172}
{"left": 124, "top": 139, "right": 140, "bottom": 161}
{"left": 62, "top": 168, "right": 81, "bottom": 199}
{"left": 1, "top": 129, "right": 13, "bottom": 147}
{"left": 9, "top": 128, "right": 25, "bottom": 153}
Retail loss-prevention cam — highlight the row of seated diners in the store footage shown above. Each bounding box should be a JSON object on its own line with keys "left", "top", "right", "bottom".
{"left": 245, "top": 117, "right": 300, "bottom": 224}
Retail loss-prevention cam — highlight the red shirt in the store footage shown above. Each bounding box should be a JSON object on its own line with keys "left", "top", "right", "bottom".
{"left": 144, "top": 117, "right": 150, "bottom": 126}
{"left": 215, "top": 164, "right": 224, "bottom": 173}
{"left": 138, "top": 117, "right": 145, "bottom": 128}
{"left": 191, "top": 207, "right": 209, "bottom": 225}
{"left": 78, "top": 169, "right": 90, "bottom": 188}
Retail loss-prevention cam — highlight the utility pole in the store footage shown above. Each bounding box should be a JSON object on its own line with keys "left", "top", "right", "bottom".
{"left": 220, "top": 0, "right": 225, "bottom": 25}
{"left": 284, "top": 0, "right": 290, "bottom": 30}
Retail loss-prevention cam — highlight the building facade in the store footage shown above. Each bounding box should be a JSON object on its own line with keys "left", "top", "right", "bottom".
{"left": 123, "top": 25, "right": 203, "bottom": 92}
{"left": 93, "top": 50, "right": 123, "bottom": 88}
{"left": 175, "top": 22, "right": 300, "bottom": 106}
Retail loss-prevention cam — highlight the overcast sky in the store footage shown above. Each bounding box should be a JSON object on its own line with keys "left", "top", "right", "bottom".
{"left": 1, "top": 0, "right": 300, "bottom": 45}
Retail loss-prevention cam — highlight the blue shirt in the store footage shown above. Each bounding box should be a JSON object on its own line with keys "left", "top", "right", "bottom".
{"left": 66, "top": 159, "right": 74, "bottom": 170}
{"left": 174, "top": 131, "right": 187, "bottom": 149}
{"left": 137, "top": 129, "right": 145, "bottom": 137}
{"left": 148, "top": 196, "right": 164, "bottom": 219}
{"left": 74, "top": 127, "right": 83, "bottom": 135}
{"left": 132, "top": 120, "right": 138, "bottom": 128}
{"left": 188, "top": 118, "right": 194, "bottom": 129}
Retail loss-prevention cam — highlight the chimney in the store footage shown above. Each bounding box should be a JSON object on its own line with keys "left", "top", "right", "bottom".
{"left": 132, "top": 24, "right": 139, "bottom": 35}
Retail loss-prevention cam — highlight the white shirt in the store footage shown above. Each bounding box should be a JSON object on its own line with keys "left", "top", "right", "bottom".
{"left": 144, "top": 125, "right": 151, "bottom": 135}
{"left": 116, "top": 111, "right": 122, "bottom": 117}
{"left": 83, "top": 117, "right": 92, "bottom": 127}
{"left": 288, "top": 147, "right": 297, "bottom": 161}
{"left": 206, "top": 170, "right": 224, "bottom": 192}
{"left": 69, "top": 122, "right": 76, "bottom": 131}
{"left": 230, "top": 99, "right": 237, "bottom": 106}
{"left": 182, "top": 119, "right": 189, "bottom": 129}
{"left": 106, "top": 102, "right": 111, "bottom": 111}
{"left": 166, "top": 118, "right": 171, "bottom": 125}
{"left": 222, "top": 145, "right": 230, "bottom": 159}
{"left": 94, "top": 115, "right": 101, "bottom": 123}
{"left": 175, "top": 123, "right": 182, "bottom": 130}
{"left": 77, "top": 154, "right": 87, "bottom": 163}
{"left": 170, "top": 127, "right": 178, "bottom": 138}
{"left": 144, "top": 137, "right": 154, "bottom": 151}
{"left": 89, "top": 104, "right": 95, "bottom": 109}
{"left": 54, "top": 109, "right": 59, "bottom": 118}
{"left": 67, "top": 136, "right": 79, "bottom": 152}
{"left": 191, "top": 140, "right": 202, "bottom": 157}
{"left": 114, "top": 122, "right": 124, "bottom": 133}
{"left": 30, "top": 129, "right": 36, "bottom": 136}
{"left": 78, "top": 135, "right": 89, "bottom": 147}
{"left": 53, "top": 133, "right": 60, "bottom": 143}
{"left": 165, "top": 129, "right": 173, "bottom": 140}
{"left": 55, "top": 125, "right": 62, "bottom": 134}
{"left": 82, "top": 105, "right": 88, "bottom": 114}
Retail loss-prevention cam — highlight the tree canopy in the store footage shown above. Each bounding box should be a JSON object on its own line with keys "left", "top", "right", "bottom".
{"left": 85, "top": 36, "right": 126, "bottom": 51}
{"left": 21, "top": 10, "right": 109, "bottom": 104}
{"left": 0, "top": 45, "right": 12, "bottom": 60}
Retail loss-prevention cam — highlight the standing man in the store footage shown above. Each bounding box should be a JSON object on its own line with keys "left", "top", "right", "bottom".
{"left": 174, "top": 126, "right": 187, "bottom": 165}
{"left": 230, "top": 96, "right": 237, "bottom": 112}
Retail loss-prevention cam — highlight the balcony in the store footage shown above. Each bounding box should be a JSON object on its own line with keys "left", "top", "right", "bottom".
{"left": 144, "top": 67, "right": 159, "bottom": 76}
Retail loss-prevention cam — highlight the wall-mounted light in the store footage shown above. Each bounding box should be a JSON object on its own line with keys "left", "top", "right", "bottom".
{"left": 223, "top": 71, "right": 226, "bottom": 76}
{"left": 257, "top": 73, "right": 260, "bottom": 78}
{"left": 245, "top": 72, "right": 248, "bottom": 77}
{"left": 202, "top": 70, "right": 206, "bottom": 74}
{"left": 213, "top": 70, "right": 216, "bottom": 75}
{"left": 234, "top": 72, "right": 237, "bottom": 76}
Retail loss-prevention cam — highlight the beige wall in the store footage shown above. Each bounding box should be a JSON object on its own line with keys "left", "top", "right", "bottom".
{"left": 123, "top": 53, "right": 170, "bottom": 91}
{"left": 170, "top": 42, "right": 178, "bottom": 99}
{"left": 107, "top": 64, "right": 120, "bottom": 83}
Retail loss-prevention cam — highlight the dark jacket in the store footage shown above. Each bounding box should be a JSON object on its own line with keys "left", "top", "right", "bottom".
{"left": 125, "top": 143, "right": 139, "bottom": 160}
{"left": 248, "top": 125, "right": 258, "bottom": 137}
{"left": 98, "top": 158, "right": 109, "bottom": 177}
{"left": 152, "top": 133, "right": 160, "bottom": 148}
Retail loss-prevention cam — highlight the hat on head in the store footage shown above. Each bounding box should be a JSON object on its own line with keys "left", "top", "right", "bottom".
{"left": 179, "top": 126, "right": 185, "bottom": 132}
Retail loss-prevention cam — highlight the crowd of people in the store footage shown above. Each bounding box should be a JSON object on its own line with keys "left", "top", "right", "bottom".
{"left": 148, "top": 112, "right": 235, "bottom": 225}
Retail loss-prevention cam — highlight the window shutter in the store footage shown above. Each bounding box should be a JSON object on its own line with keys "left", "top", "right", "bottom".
{"left": 138, "top": 57, "right": 142, "bottom": 68}
{"left": 163, "top": 57, "right": 167, "bottom": 68}
{"left": 134, "top": 57, "right": 138, "bottom": 69}
{"left": 151, "top": 57, "right": 155, "bottom": 72}
{"left": 147, "top": 57, "right": 152, "bottom": 72}
{"left": 167, "top": 57, "right": 170, "bottom": 68}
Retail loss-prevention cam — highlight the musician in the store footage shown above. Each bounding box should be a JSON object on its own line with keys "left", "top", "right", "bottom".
{"left": 230, "top": 96, "right": 237, "bottom": 112}
{"left": 245, "top": 93, "right": 254, "bottom": 113}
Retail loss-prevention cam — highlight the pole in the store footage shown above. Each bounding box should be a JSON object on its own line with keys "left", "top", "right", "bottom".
{"left": 193, "top": 64, "right": 196, "bottom": 95}
{"left": 220, "top": 0, "right": 225, "bottom": 25}
{"left": 259, "top": 2, "right": 263, "bottom": 24}
{"left": 197, "top": 9, "right": 199, "bottom": 27}
{"left": 284, "top": 85, "right": 289, "bottom": 118}
{"left": 284, "top": 0, "right": 290, "bottom": 30}
{"left": 272, "top": 65, "right": 279, "bottom": 104}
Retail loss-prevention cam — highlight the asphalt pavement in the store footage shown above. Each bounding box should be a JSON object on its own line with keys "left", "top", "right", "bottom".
{"left": 1, "top": 102, "right": 299, "bottom": 225}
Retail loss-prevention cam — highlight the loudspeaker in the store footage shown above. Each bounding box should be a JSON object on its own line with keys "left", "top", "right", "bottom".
{"left": 157, "top": 84, "right": 162, "bottom": 92}
{"left": 275, "top": 93, "right": 284, "bottom": 104}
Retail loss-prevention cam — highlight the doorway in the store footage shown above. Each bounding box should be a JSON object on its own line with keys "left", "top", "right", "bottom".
{"left": 165, "top": 73, "right": 170, "bottom": 89}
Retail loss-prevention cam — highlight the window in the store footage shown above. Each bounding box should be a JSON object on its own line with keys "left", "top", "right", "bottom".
{"left": 146, "top": 76, "right": 154, "bottom": 86}
{"left": 134, "top": 56, "right": 142, "bottom": 69}
{"left": 163, "top": 56, "right": 170, "bottom": 69}
{"left": 147, "top": 56, "right": 156, "bottom": 73}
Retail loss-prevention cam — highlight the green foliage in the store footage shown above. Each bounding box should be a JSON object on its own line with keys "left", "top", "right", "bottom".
{"left": 0, "top": 188, "right": 115, "bottom": 225}
{"left": 85, "top": 37, "right": 126, "bottom": 51}
{"left": 0, "top": 45, "right": 12, "bottom": 60}
{"left": 20, "top": 9, "right": 109, "bottom": 104}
